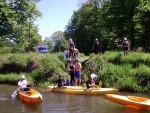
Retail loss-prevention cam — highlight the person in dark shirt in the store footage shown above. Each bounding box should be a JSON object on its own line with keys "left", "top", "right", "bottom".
{"left": 86, "top": 75, "right": 96, "bottom": 89}
{"left": 93, "top": 38, "right": 100, "bottom": 54}
{"left": 67, "top": 61, "right": 75, "bottom": 86}
{"left": 122, "top": 38, "right": 130, "bottom": 56}
{"left": 54, "top": 74, "right": 66, "bottom": 88}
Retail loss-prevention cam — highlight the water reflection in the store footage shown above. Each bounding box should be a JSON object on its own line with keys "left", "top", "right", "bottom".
{"left": 0, "top": 85, "right": 149, "bottom": 113}
{"left": 18, "top": 103, "right": 42, "bottom": 113}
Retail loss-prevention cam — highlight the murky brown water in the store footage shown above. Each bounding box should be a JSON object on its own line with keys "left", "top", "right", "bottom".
{"left": 0, "top": 84, "right": 149, "bottom": 113}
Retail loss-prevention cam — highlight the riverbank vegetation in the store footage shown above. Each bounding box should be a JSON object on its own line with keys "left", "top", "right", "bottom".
{"left": 0, "top": 52, "right": 150, "bottom": 93}
{"left": 84, "top": 51, "right": 150, "bottom": 93}
{"left": 0, "top": 0, "right": 150, "bottom": 94}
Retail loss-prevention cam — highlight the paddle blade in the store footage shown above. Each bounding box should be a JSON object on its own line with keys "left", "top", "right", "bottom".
{"left": 11, "top": 87, "right": 20, "bottom": 100}
{"left": 11, "top": 91, "right": 17, "bottom": 100}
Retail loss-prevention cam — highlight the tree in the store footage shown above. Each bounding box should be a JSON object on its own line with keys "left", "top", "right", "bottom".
{"left": 65, "top": 1, "right": 103, "bottom": 54}
{"left": 137, "top": 0, "right": 150, "bottom": 51}
{"left": 65, "top": 0, "right": 150, "bottom": 54}
{"left": 44, "top": 37, "right": 53, "bottom": 52}
{"left": 44, "top": 31, "right": 69, "bottom": 52}
{"left": 0, "top": 0, "right": 42, "bottom": 52}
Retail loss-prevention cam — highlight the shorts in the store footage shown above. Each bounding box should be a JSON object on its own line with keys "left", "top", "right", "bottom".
{"left": 123, "top": 47, "right": 128, "bottom": 50}
{"left": 65, "top": 54, "right": 69, "bottom": 59}
{"left": 75, "top": 71, "right": 81, "bottom": 78}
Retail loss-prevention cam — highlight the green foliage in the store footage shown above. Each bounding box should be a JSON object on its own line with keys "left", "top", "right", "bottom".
{"left": 0, "top": 53, "right": 69, "bottom": 86}
{"left": 0, "top": 47, "right": 12, "bottom": 54}
{"left": 53, "top": 38, "right": 69, "bottom": 52}
{"left": 0, "top": 73, "right": 21, "bottom": 84}
{"left": 65, "top": 0, "right": 150, "bottom": 54}
{"left": 135, "top": 64, "right": 150, "bottom": 89}
{"left": 0, "top": 51, "right": 150, "bottom": 93}
{"left": 0, "top": 0, "right": 42, "bottom": 51}
{"left": 84, "top": 51, "right": 150, "bottom": 93}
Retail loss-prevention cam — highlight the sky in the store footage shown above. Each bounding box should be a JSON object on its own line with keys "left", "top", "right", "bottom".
{"left": 35, "top": 0, "right": 86, "bottom": 39}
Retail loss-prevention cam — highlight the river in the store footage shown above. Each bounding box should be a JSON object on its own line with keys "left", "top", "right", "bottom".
{"left": 0, "top": 84, "right": 149, "bottom": 113}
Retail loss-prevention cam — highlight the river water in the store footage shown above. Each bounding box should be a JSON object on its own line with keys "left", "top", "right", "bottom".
{"left": 0, "top": 84, "right": 149, "bottom": 113}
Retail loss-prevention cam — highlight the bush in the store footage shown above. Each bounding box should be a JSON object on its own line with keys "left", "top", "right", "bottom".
{"left": 83, "top": 51, "right": 150, "bottom": 93}
{"left": 0, "top": 47, "right": 12, "bottom": 54}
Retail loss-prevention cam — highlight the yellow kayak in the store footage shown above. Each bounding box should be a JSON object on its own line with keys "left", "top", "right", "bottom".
{"left": 46, "top": 86, "right": 100, "bottom": 91}
{"left": 18, "top": 88, "right": 43, "bottom": 104}
{"left": 47, "top": 86, "right": 118, "bottom": 95}
{"left": 104, "top": 94, "right": 150, "bottom": 110}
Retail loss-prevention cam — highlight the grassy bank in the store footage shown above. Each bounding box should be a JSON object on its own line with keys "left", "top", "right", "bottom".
{"left": 84, "top": 51, "right": 150, "bottom": 93}
{"left": 0, "top": 52, "right": 68, "bottom": 86}
{"left": 0, "top": 51, "right": 150, "bottom": 93}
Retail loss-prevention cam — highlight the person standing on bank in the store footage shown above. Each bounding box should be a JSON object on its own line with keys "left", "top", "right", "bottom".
{"left": 122, "top": 38, "right": 130, "bottom": 56}
{"left": 93, "top": 38, "right": 100, "bottom": 54}
{"left": 67, "top": 61, "right": 75, "bottom": 86}
{"left": 68, "top": 38, "right": 75, "bottom": 58}
{"left": 74, "top": 59, "right": 82, "bottom": 86}
{"left": 18, "top": 75, "right": 30, "bottom": 91}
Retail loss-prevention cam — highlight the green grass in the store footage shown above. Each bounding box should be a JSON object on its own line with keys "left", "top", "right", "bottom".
{"left": 0, "top": 51, "right": 150, "bottom": 93}
{"left": 84, "top": 51, "right": 150, "bottom": 93}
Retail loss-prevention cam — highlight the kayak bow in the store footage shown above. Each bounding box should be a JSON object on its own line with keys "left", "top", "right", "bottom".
{"left": 18, "top": 88, "right": 42, "bottom": 104}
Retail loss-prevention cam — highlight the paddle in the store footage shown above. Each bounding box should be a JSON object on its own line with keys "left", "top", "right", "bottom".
{"left": 11, "top": 87, "right": 20, "bottom": 100}
{"left": 99, "top": 80, "right": 102, "bottom": 87}
{"left": 25, "top": 76, "right": 31, "bottom": 87}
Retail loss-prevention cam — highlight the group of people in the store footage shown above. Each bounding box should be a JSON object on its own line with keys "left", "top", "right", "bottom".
{"left": 64, "top": 39, "right": 83, "bottom": 86}
{"left": 93, "top": 37, "right": 131, "bottom": 56}
{"left": 55, "top": 38, "right": 99, "bottom": 89}
{"left": 64, "top": 38, "right": 101, "bottom": 59}
{"left": 64, "top": 39, "right": 79, "bottom": 60}
{"left": 67, "top": 58, "right": 82, "bottom": 86}
{"left": 55, "top": 65, "right": 98, "bottom": 89}
{"left": 18, "top": 37, "right": 130, "bottom": 91}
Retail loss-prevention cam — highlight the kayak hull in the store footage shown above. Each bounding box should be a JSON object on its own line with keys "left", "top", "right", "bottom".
{"left": 47, "top": 86, "right": 118, "bottom": 95}
{"left": 46, "top": 86, "right": 100, "bottom": 90}
{"left": 18, "top": 88, "right": 43, "bottom": 104}
{"left": 104, "top": 94, "right": 150, "bottom": 110}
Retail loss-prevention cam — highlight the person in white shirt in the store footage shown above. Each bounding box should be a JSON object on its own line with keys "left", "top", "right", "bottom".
{"left": 90, "top": 73, "right": 98, "bottom": 82}
{"left": 18, "top": 75, "right": 30, "bottom": 91}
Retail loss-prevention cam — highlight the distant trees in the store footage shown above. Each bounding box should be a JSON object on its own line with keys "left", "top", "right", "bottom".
{"left": 44, "top": 31, "right": 69, "bottom": 53}
{"left": 1, "top": 0, "right": 149, "bottom": 54}
{"left": 65, "top": 0, "right": 150, "bottom": 54}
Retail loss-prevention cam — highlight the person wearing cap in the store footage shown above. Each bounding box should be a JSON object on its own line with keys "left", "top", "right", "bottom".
{"left": 54, "top": 74, "right": 66, "bottom": 88}
{"left": 122, "top": 38, "right": 130, "bottom": 56}
{"left": 74, "top": 59, "right": 82, "bottom": 86}
{"left": 93, "top": 38, "right": 100, "bottom": 54}
{"left": 86, "top": 75, "right": 97, "bottom": 89}
{"left": 68, "top": 38, "right": 75, "bottom": 58}
{"left": 18, "top": 75, "right": 30, "bottom": 91}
